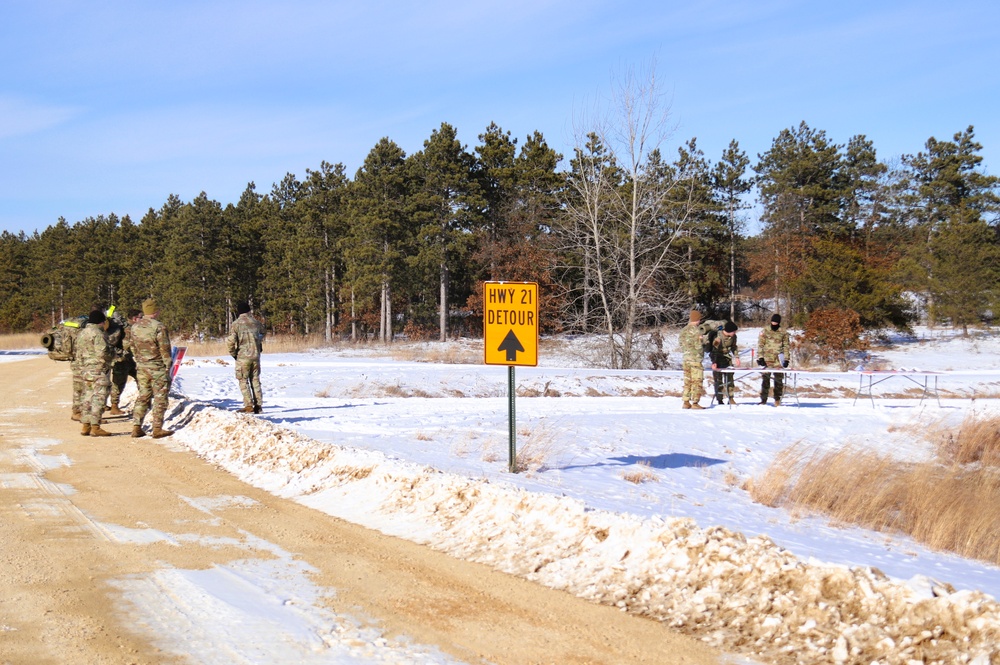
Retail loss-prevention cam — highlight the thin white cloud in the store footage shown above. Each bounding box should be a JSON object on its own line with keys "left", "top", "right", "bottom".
{"left": 0, "top": 96, "right": 78, "bottom": 140}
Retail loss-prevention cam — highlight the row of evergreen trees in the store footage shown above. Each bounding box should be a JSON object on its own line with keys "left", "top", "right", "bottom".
{"left": 1, "top": 117, "right": 997, "bottom": 361}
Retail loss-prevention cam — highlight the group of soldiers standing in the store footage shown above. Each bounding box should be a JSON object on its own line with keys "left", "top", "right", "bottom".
{"left": 679, "top": 310, "right": 792, "bottom": 409}
{"left": 67, "top": 298, "right": 266, "bottom": 437}
{"left": 71, "top": 298, "right": 175, "bottom": 439}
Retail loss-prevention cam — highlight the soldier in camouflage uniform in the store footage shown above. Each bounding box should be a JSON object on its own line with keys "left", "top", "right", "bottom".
{"left": 710, "top": 321, "right": 741, "bottom": 405}
{"left": 106, "top": 308, "right": 139, "bottom": 416}
{"left": 68, "top": 319, "right": 86, "bottom": 421}
{"left": 124, "top": 298, "right": 174, "bottom": 438}
{"left": 227, "top": 301, "right": 265, "bottom": 413}
{"left": 756, "top": 313, "right": 791, "bottom": 406}
{"left": 76, "top": 310, "right": 114, "bottom": 437}
{"left": 678, "top": 310, "right": 727, "bottom": 409}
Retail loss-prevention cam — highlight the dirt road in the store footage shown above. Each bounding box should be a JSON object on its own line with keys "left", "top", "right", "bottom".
{"left": 0, "top": 356, "right": 722, "bottom": 664}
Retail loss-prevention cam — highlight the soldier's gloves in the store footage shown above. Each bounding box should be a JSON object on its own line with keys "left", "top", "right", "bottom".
{"left": 757, "top": 358, "right": 767, "bottom": 367}
{"left": 782, "top": 360, "right": 790, "bottom": 368}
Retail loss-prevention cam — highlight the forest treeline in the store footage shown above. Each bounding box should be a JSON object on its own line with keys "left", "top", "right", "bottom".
{"left": 1, "top": 109, "right": 998, "bottom": 368}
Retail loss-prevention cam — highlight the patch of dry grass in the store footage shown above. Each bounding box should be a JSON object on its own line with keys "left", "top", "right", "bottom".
{"left": 512, "top": 421, "right": 563, "bottom": 473}
{"left": 621, "top": 461, "right": 659, "bottom": 484}
{"left": 0, "top": 332, "right": 44, "bottom": 350}
{"left": 331, "top": 465, "right": 374, "bottom": 481}
{"left": 748, "top": 415, "right": 1000, "bottom": 565}
{"left": 389, "top": 342, "right": 480, "bottom": 364}
{"left": 182, "top": 333, "right": 329, "bottom": 357}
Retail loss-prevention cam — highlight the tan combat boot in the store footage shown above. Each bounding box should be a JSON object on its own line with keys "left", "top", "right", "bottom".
{"left": 90, "top": 425, "right": 112, "bottom": 437}
{"left": 774, "top": 399, "right": 781, "bottom": 407}
{"left": 81, "top": 423, "right": 91, "bottom": 436}
{"left": 108, "top": 404, "right": 124, "bottom": 416}
{"left": 239, "top": 405, "right": 255, "bottom": 413}
{"left": 682, "top": 401, "right": 691, "bottom": 410}
{"left": 131, "top": 426, "right": 146, "bottom": 438}
{"left": 71, "top": 412, "right": 82, "bottom": 422}
{"left": 690, "top": 401, "right": 706, "bottom": 410}
{"left": 152, "top": 427, "right": 174, "bottom": 439}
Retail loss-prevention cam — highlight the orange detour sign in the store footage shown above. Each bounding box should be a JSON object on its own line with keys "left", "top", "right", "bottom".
{"left": 483, "top": 282, "right": 538, "bottom": 366}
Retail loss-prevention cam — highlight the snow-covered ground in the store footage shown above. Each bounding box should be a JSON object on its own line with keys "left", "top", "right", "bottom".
{"left": 8, "top": 326, "right": 1000, "bottom": 663}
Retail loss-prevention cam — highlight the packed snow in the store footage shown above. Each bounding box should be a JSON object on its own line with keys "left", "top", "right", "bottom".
{"left": 8, "top": 326, "right": 1000, "bottom": 663}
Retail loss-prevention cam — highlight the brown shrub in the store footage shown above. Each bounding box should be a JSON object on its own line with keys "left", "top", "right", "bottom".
{"left": 802, "top": 307, "right": 869, "bottom": 370}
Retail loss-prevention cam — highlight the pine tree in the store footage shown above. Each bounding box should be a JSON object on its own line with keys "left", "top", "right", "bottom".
{"left": 344, "top": 138, "right": 411, "bottom": 342}
{"left": 712, "top": 140, "right": 751, "bottom": 319}
{"left": 407, "top": 123, "right": 480, "bottom": 340}
{"left": 0, "top": 231, "right": 31, "bottom": 331}
{"left": 297, "top": 164, "right": 350, "bottom": 340}
{"left": 752, "top": 121, "right": 845, "bottom": 319}
{"left": 902, "top": 126, "right": 1000, "bottom": 330}
{"left": 669, "top": 138, "right": 726, "bottom": 312}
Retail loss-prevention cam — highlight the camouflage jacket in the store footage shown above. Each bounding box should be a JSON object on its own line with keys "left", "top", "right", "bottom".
{"left": 105, "top": 313, "right": 129, "bottom": 362}
{"left": 756, "top": 327, "right": 791, "bottom": 366}
{"left": 710, "top": 331, "right": 738, "bottom": 368}
{"left": 678, "top": 320, "right": 726, "bottom": 362}
{"left": 125, "top": 317, "right": 172, "bottom": 368}
{"left": 75, "top": 323, "right": 113, "bottom": 372}
{"left": 227, "top": 313, "right": 265, "bottom": 361}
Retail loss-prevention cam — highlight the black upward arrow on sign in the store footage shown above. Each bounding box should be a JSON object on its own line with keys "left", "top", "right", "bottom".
{"left": 497, "top": 329, "right": 524, "bottom": 362}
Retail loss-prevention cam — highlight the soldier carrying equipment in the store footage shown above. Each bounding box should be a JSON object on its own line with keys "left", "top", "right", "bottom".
{"left": 40, "top": 315, "right": 88, "bottom": 361}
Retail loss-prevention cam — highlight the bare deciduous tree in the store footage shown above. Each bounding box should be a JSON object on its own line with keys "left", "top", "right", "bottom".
{"left": 553, "top": 62, "right": 701, "bottom": 369}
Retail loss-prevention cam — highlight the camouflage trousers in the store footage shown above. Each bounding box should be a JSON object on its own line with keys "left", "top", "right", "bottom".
{"left": 72, "top": 362, "right": 84, "bottom": 416}
{"left": 235, "top": 357, "right": 262, "bottom": 408}
{"left": 760, "top": 371, "right": 784, "bottom": 402}
{"left": 682, "top": 359, "right": 706, "bottom": 402}
{"left": 133, "top": 364, "right": 169, "bottom": 429}
{"left": 110, "top": 356, "right": 137, "bottom": 406}
{"left": 80, "top": 368, "right": 110, "bottom": 426}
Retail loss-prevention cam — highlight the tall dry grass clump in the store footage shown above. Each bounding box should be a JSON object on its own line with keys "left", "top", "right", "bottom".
{"left": 513, "top": 421, "right": 563, "bottom": 473}
{"left": 937, "top": 412, "right": 1000, "bottom": 465}
{"left": 749, "top": 414, "right": 1000, "bottom": 565}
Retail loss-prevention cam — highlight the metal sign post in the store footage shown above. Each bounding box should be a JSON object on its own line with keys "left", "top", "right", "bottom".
{"left": 483, "top": 281, "right": 538, "bottom": 473}
{"left": 508, "top": 366, "right": 516, "bottom": 473}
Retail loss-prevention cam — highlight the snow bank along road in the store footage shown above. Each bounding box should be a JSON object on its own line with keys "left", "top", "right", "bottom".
{"left": 0, "top": 356, "right": 720, "bottom": 665}
{"left": 167, "top": 351, "right": 1000, "bottom": 665}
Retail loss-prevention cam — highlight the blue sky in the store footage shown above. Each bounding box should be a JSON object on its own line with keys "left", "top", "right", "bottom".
{"left": 2, "top": 0, "right": 998, "bottom": 235}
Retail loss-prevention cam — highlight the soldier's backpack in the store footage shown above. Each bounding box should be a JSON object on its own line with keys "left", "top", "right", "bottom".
{"left": 703, "top": 328, "right": 717, "bottom": 355}
{"left": 40, "top": 316, "right": 88, "bottom": 361}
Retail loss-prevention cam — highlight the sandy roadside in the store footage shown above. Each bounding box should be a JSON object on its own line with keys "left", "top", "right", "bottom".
{"left": 0, "top": 356, "right": 722, "bottom": 665}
